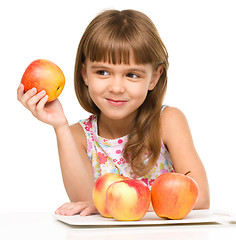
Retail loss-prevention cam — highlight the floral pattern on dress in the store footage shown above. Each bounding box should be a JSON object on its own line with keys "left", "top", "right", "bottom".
{"left": 79, "top": 109, "right": 175, "bottom": 189}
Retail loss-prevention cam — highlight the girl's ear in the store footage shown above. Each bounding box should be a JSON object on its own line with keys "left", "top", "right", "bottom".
{"left": 81, "top": 64, "right": 88, "bottom": 85}
{"left": 148, "top": 65, "right": 164, "bottom": 90}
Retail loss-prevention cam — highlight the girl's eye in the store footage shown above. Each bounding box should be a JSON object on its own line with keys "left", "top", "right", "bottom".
{"left": 126, "top": 73, "right": 139, "bottom": 79}
{"left": 97, "top": 70, "right": 109, "bottom": 76}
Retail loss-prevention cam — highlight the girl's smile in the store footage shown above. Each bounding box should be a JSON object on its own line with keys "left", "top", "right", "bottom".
{"left": 106, "top": 98, "right": 128, "bottom": 106}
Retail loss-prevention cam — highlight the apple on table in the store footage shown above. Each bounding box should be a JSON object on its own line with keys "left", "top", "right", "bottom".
{"left": 151, "top": 171, "right": 199, "bottom": 220}
{"left": 106, "top": 179, "right": 151, "bottom": 221}
{"left": 93, "top": 171, "right": 151, "bottom": 221}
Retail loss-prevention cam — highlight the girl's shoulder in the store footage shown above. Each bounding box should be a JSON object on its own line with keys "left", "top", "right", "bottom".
{"left": 69, "top": 121, "right": 88, "bottom": 152}
{"left": 160, "top": 106, "right": 189, "bottom": 145}
{"left": 161, "top": 105, "right": 185, "bottom": 118}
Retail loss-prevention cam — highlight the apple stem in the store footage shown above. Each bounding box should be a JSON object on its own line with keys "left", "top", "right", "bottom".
{"left": 114, "top": 165, "right": 126, "bottom": 181}
{"left": 184, "top": 171, "right": 191, "bottom": 176}
{"left": 115, "top": 165, "right": 121, "bottom": 175}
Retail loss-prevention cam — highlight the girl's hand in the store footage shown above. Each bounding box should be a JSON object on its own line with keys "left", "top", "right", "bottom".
{"left": 55, "top": 201, "right": 99, "bottom": 216}
{"left": 17, "top": 83, "right": 68, "bottom": 129}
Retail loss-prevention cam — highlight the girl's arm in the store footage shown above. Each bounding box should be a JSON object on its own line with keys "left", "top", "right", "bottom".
{"left": 160, "top": 107, "right": 210, "bottom": 209}
{"left": 17, "top": 84, "right": 97, "bottom": 215}
{"left": 54, "top": 122, "right": 94, "bottom": 202}
{"left": 54, "top": 123, "right": 98, "bottom": 216}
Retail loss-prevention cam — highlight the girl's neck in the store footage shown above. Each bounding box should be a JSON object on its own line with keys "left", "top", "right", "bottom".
{"left": 97, "top": 112, "right": 137, "bottom": 139}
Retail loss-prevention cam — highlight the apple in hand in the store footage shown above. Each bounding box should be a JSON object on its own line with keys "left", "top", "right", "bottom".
{"left": 106, "top": 179, "right": 151, "bottom": 221}
{"left": 21, "top": 59, "right": 65, "bottom": 102}
{"left": 92, "top": 173, "right": 124, "bottom": 218}
{"left": 151, "top": 172, "right": 199, "bottom": 220}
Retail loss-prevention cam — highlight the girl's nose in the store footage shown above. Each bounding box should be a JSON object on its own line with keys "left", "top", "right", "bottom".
{"left": 108, "top": 76, "right": 125, "bottom": 93}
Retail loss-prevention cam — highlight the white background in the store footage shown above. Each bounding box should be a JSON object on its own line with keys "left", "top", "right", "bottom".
{"left": 1, "top": 0, "right": 235, "bottom": 214}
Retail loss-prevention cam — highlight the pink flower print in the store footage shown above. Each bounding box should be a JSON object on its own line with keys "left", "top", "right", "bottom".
{"left": 141, "top": 178, "right": 149, "bottom": 186}
{"left": 87, "top": 121, "right": 92, "bottom": 128}
{"left": 117, "top": 157, "right": 125, "bottom": 165}
{"left": 116, "top": 149, "right": 122, "bottom": 154}
{"left": 118, "top": 139, "right": 123, "bottom": 144}
{"left": 84, "top": 120, "right": 92, "bottom": 131}
{"left": 113, "top": 159, "right": 117, "bottom": 162}
{"left": 149, "top": 179, "right": 155, "bottom": 187}
{"left": 98, "top": 152, "right": 107, "bottom": 164}
{"left": 87, "top": 141, "right": 92, "bottom": 153}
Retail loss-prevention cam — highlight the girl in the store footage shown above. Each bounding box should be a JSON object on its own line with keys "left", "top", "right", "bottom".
{"left": 17, "top": 9, "right": 210, "bottom": 216}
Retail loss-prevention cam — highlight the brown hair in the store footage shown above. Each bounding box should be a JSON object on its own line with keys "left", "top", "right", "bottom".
{"left": 74, "top": 9, "right": 169, "bottom": 177}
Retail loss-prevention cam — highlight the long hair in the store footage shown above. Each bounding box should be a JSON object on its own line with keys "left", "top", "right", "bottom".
{"left": 74, "top": 9, "right": 169, "bottom": 177}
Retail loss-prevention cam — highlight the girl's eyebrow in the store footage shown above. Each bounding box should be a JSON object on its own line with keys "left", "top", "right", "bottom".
{"left": 90, "top": 64, "right": 147, "bottom": 74}
{"left": 90, "top": 65, "right": 108, "bottom": 69}
{"left": 127, "top": 68, "right": 147, "bottom": 74}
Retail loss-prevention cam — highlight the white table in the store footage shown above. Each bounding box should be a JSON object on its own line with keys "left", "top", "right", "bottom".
{"left": 0, "top": 212, "right": 236, "bottom": 240}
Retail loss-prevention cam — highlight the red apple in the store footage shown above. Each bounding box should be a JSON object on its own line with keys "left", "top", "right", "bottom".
{"left": 151, "top": 172, "right": 199, "bottom": 220}
{"left": 92, "top": 173, "right": 124, "bottom": 218}
{"left": 106, "top": 179, "right": 151, "bottom": 221}
{"left": 21, "top": 59, "right": 65, "bottom": 102}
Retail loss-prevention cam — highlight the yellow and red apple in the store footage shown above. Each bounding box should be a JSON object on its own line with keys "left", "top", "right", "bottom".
{"left": 151, "top": 172, "right": 199, "bottom": 220}
{"left": 92, "top": 173, "right": 124, "bottom": 218}
{"left": 106, "top": 179, "right": 151, "bottom": 221}
{"left": 21, "top": 59, "right": 65, "bottom": 102}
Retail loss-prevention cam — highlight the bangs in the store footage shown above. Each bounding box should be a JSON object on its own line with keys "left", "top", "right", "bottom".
{"left": 82, "top": 13, "right": 161, "bottom": 65}
{"left": 86, "top": 34, "right": 132, "bottom": 65}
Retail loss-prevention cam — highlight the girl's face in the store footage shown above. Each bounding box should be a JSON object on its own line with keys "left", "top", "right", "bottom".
{"left": 82, "top": 58, "right": 162, "bottom": 121}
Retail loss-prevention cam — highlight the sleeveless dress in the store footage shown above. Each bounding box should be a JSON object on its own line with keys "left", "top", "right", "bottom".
{"left": 79, "top": 106, "right": 175, "bottom": 189}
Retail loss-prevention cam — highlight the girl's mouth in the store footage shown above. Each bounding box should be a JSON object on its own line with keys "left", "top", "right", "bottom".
{"left": 106, "top": 98, "right": 127, "bottom": 106}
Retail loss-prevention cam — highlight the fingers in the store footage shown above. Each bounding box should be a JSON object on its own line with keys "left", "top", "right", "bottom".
{"left": 17, "top": 84, "right": 48, "bottom": 112}
{"left": 55, "top": 202, "right": 86, "bottom": 216}
{"left": 80, "top": 206, "right": 97, "bottom": 216}
{"left": 17, "top": 83, "right": 24, "bottom": 100}
{"left": 27, "top": 90, "right": 47, "bottom": 111}
{"left": 36, "top": 94, "right": 49, "bottom": 111}
{"left": 19, "top": 86, "right": 37, "bottom": 105}
{"left": 55, "top": 201, "right": 98, "bottom": 216}
{"left": 55, "top": 202, "right": 72, "bottom": 215}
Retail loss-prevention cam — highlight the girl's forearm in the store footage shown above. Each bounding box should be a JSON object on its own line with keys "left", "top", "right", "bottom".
{"left": 54, "top": 124, "right": 94, "bottom": 202}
